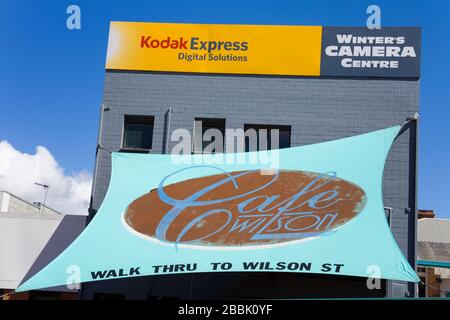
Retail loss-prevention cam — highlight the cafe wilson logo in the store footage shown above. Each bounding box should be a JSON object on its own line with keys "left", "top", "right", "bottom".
{"left": 123, "top": 167, "right": 366, "bottom": 248}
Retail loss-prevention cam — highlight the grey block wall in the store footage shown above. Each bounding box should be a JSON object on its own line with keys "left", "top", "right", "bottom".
{"left": 89, "top": 70, "right": 419, "bottom": 298}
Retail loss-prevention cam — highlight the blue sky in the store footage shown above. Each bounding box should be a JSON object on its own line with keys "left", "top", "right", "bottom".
{"left": 0, "top": 0, "right": 449, "bottom": 217}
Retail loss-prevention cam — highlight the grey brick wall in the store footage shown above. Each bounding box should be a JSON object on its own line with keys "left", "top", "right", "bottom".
{"left": 89, "top": 70, "right": 419, "bottom": 298}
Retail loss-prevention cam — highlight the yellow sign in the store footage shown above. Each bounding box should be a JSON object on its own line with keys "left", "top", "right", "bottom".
{"left": 106, "top": 22, "right": 322, "bottom": 76}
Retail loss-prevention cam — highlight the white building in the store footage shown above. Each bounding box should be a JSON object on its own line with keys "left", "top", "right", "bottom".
{"left": 0, "top": 191, "right": 86, "bottom": 299}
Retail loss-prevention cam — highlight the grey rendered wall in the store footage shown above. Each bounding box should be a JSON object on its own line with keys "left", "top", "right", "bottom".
{"left": 89, "top": 70, "right": 419, "bottom": 298}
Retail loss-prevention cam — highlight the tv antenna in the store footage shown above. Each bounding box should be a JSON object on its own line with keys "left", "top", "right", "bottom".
{"left": 35, "top": 182, "right": 49, "bottom": 212}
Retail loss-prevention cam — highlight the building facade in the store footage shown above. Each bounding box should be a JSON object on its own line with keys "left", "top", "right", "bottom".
{"left": 417, "top": 212, "right": 450, "bottom": 297}
{"left": 85, "top": 22, "right": 421, "bottom": 299}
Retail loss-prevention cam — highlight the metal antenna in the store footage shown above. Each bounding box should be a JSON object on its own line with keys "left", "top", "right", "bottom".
{"left": 35, "top": 182, "right": 49, "bottom": 213}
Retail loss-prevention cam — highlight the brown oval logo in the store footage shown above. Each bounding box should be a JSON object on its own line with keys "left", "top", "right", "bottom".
{"left": 123, "top": 168, "right": 366, "bottom": 247}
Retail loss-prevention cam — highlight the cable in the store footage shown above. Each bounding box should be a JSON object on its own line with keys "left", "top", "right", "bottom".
{"left": 97, "top": 144, "right": 114, "bottom": 154}
{"left": 419, "top": 280, "right": 449, "bottom": 296}
{"left": 0, "top": 290, "right": 16, "bottom": 299}
{"left": 395, "top": 112, "right": 420, "bottom": 141}
{"left": 401, "top": 112, "right": 420, "bottom": 127}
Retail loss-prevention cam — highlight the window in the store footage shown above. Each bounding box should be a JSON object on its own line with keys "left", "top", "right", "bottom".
{"left": 122, "top": 115, "right": 154, "bottom": 151}
{"left": 417, "top": 267, "right": 426, "bottom": 274}
{"left": 418, "top": 277, "right": 426, "bottom": 297}
{"left": 193, "top": 118, "right": 226, "bottom": 154}
{"left": 244, "top": 124, "right": 291, "bottom": 152}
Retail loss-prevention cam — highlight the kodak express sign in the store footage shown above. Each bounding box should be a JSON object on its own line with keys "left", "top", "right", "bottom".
{"left": 106, "top": 22, "right": 421, "bottom": 77}
{"left": 106, "top": 22, "right": 322, "bottom": 76}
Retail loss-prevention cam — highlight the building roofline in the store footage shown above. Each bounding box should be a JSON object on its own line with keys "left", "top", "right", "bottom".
{"left": 0, "top": 190, "right": 64, "bottom": 215}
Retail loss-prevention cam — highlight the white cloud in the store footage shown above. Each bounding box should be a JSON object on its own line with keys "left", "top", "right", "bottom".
{"left": 0, "top": 141, "right": 92, "bottom": 215}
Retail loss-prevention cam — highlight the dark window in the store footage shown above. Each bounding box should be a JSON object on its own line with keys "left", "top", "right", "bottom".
{"left": 244, "top": 124, "right": 291, "bottom": 152}
{"left": 93, "top": 292, "right": 126, "bottom": 300}
{"left": 417, "top": 267, "right": 426, "bottom": 273}
{"left": 418, "top": 277, "right": 426, "bottom": 297}
{"left": 122, "top": 115, "right": 154, "bottom": 151}
{"left": 193, "top": 118, "right": 226, "bottom": 154}
{"left": 147, "top": 295, "right": 182, "bottom": 300}
{"left": 29, "top": 290, "right": 62, "bottom": 300}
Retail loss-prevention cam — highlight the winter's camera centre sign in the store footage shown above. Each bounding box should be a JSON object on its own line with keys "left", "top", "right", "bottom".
{"left": 321, "top": 27, "right": 421, "bottom": 78}
{"left": 325, "top": 34, "right": 416, "bottom": 69}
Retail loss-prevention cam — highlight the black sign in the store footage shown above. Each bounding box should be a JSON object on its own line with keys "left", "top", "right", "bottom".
{"left": 320, "top": 27, "right": 421, "bottom": 78}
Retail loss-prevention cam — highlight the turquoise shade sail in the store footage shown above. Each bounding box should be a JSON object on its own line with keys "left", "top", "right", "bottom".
{"left": 16, "top": 125, "right": 419, "bottom": 292}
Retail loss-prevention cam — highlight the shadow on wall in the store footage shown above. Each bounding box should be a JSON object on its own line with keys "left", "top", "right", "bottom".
{"left": 81, "top": 272, "right": 387, "bottom": 300}
{"left": 18, "top": 215, "right": 86, "bottom": 293}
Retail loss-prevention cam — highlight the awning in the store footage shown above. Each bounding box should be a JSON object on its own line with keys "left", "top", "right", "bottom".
{"left": 16, "top": 125, "right": 419, "bottom": 292}
{"left": 417, "top": 260, "right": 450, "bottom": 268}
